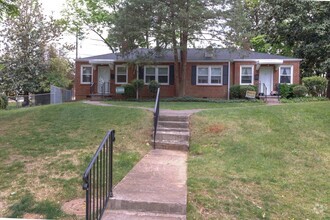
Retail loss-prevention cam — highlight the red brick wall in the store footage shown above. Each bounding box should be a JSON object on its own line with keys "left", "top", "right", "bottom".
{"left": 75, "top": 60, "right": 301, "bottom": 100}
{"left": 185, "top": 62, "right": 229, "bottom": 99}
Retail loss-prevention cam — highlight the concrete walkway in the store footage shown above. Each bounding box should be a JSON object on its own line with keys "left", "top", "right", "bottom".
{"left": 103, "top": 150, "right": 187, "bottom": 219}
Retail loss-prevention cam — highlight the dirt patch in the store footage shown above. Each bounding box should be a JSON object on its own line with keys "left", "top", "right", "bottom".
{"left": 23, "top": 213, "right": 45, "bottom": 219}
{"left": 207, "top": 124, "right": 226, "bottom": 134}
{"left": 62, "top": 198, "right": 85, "bottom": 217}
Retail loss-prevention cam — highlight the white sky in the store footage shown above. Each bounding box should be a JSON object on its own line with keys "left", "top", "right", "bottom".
{"left": 40, "top": 0, "right": 111, "bottom": 59}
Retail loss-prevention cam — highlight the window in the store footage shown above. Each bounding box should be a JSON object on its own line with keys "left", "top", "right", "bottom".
{"left": 116, "top": 65, "right": 128, "bottom": 84}
{"left": 197, "top": 66, "right": 223, "bottom": 85}
{"left": 279, "top": 66, "right": 293, "bottom": 84}
{"left": 144, "top": 66, "right": 169, "bottom": 84}
{"left": 81, "top": 65, "right": 92, "bottom": 84}
{"left": 240, "top": 65, "right": 254, "bottom": 85}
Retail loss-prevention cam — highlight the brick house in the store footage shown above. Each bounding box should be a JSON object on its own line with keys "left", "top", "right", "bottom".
{"left": 74, "top": 48, "right": 301, "bottom": 100}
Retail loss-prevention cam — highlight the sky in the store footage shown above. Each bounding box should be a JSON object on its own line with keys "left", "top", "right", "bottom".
{"left": 40, "top": 0, "right": 111, "bottom": 59}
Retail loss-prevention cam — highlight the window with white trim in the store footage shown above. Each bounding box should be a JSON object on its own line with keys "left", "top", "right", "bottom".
{"left": 279, "top": 66, "right": 293, "bottom": 84}
{"left": 115, "top": 65, "right": 128, "bottom": 84}
{"left": 144, "top": 66, "right": 169, "bottom": 84}
{"left": 81, "top": 65, "right": 92, "bottom": 84}
{"left": 197, "top": 66, "right": 222, "bottom": 85}
{"left": 240, "top": 65, "right": 254, "bottom": 85}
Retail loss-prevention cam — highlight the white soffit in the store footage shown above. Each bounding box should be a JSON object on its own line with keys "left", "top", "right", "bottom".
{"left": 89, "top": 59, "right": 115, "bottom": 64}
{"left": 257, "top": 59, "right": 284, "bottom": 65}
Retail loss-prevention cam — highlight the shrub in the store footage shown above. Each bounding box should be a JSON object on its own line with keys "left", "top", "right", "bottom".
{"left": 302, "top": 76, "right": 328, "bottom": 96}
{"left": 292, "top": 85, "right": 308, "bottom": 97}
{"left": 0, "top": 94, "right": 8, "bottom": 110}
{"left": 240, "top": 85, "right": 257, "bottom": 98}
{"left": 123, "top": 84, "right": 135, "bottom": 98}
{"left": 230, "top": 85, "right": 241, "bottom": 99}
{"left": 131, "top": 79, "right": 145, "bottom": 100}
{"left": 148, "top": 80, "right": 160, "bottom": 96}
{"left": 279, "top": 84, "right": 297, "bottom": 99}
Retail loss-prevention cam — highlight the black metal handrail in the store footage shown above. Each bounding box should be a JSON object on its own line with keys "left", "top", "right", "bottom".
{"left": 153, "top": 88, "right": 160, "bottom": 149}
{"left": 263, "top": 83, "right": 267, "bottom": 102}
{"left": 90, "top": 82, "right": 95, "bottom": 95}
{"left": 83, "top": 130, "right": 115, "bottom": 220}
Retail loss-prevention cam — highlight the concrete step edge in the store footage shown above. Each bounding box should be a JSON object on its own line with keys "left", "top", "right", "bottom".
{"left": 109, "top": 199, "right": 186, "bottom": 215}
{"left": 102, "top": 209, "right": 186, "bottom": 220}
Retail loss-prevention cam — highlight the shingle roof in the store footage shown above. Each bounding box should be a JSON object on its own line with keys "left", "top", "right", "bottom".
{"left": 77, "top": 48, "right": 301, "bottom": 62}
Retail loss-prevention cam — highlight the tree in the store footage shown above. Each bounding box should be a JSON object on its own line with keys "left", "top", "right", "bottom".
{"left": 261, "top": 0, "right": 330, "bottom": 77}
{"left": 0, "top": 0, "right": 64, "bottom": 103}
{"left": 39, "top": 45, "right": 74, "bottom": 92}
{"left": 110, "top": 0, "right": 222, "bottom": 96}
{"left": 64, "top": 0, "right": 118, "bottom": 53}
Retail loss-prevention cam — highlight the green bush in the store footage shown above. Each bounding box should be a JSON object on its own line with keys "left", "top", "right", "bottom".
{"left": 148, "top": 80, "right": 160, "bottom": 95}
{"left": 279, "top": 84, "right": 297, "bottom": 99}
{"left": 230, "top": 85, "right": 241, "bottom": 99}
{"left": 240, "top": 85, "right": 257, "bottom": 98}
{"left": 132, "top": 79, "right": 145, "bottom": 100}
{"left": 280, "top": 96, "right": 328, "bottom": 103}
{"left": 0, "top": 94, "right": 8, "bottom": 110}
{"left": 230, "top": 85, "right": 258, "bottom": 99}
{"left": 292, "top": 85, "right": 308, "bottom": 97}
{"left": 302, "top": 76, "right": 328, "bottom": 96}
{"left": 123, "top": 84, "right": 135, "bottom": 98}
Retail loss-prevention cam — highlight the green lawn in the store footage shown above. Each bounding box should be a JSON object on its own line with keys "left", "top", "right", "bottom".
{"left": 106, "top": 100, "right": 264, "bottom": 110}
{"left": 188, "top": 101, "right": 330, "bottom": 219}
{"left": 0, "top": 103, "right": 152, "bottom": 218}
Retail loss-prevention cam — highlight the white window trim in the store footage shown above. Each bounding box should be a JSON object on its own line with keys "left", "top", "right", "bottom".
{"left": 115, "top": 65, "right": 128, "bottom": 84}
{"left": 81, "top": 65, "right": 93, "bottom": 84}
{"left": 279, "top": 65, "right": 293, "bottom": 84}
{"left": 240, "top": 65, "right": 254, "bottom": 85}
{"left": 196, "top": 65, "right": 223, "bottom": 86}
{"left": 144, "top": 65, "right": 169, "bottom": 85}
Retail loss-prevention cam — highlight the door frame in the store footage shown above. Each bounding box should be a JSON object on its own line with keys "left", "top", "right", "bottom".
{"left": 259, "top": 67, "right": 273, "bottom": 95}
{"left": 98, "top": 66, "right": 110, "bottom": 94}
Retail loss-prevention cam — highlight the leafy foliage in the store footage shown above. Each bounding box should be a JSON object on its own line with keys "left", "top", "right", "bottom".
{"left": 0, "top": 94, "right": 8, "bottom": 109}
{"left": 0, "top": 0, "right": 19, "bottom": 19}
{"left": 302, "top": 76, "right": 328, "bottom": 97}
{"left": 230, "top": 85, "right": 257, "bottom": 99}
{"left": 123, "top": 83, "right": 135, "bottom": 98}
{"left": 292, "top": 85, "right": 308, "bottom": 98}
{"left": 279, "top": 84, "right": 297, "bottom": 99}
{"left": 132, "top": 79, "right": 144, "bottom": 100}
{"left": 0, "top": 0, "right": 64, "bottom": 95}
{"left": 148, "top": 80, "right": 160, "bottom": 95}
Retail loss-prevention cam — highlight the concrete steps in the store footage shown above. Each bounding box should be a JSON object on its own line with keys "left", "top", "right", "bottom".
{"left": 154, "top": 115, "right": 190, "bottom": 151}
{"left": 103, "top": 150, "right": 187, "bottom": 219}
{"left": 260, "top": 95, "right": 280, "bottom": 105}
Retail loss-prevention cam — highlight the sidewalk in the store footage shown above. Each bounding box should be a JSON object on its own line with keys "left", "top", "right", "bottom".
{"left": 102, "top": 149, "right": 187, "bottom": 219}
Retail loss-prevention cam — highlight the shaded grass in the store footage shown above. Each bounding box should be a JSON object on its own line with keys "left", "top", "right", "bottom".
{"left": 0, "top": 102, "right": 152, "bottom": 217}
{"left": 188, "top": 102, "right": 330, "bottom": 219}
{"left": 106, "top": 100, "right": 263, "bottom": 110}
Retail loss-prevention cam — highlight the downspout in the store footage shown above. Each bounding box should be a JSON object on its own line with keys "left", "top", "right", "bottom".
{"left": 227, "top": 61, "right": 231, "bottom": 100}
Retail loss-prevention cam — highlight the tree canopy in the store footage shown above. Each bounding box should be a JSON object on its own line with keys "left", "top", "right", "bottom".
{"left": 0, "top": 0, "right": 67, "bottom": 95}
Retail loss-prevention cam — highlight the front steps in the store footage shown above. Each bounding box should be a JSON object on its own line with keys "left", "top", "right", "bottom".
{"left": 259, "top": 95, "right": 280, "bottom": 105}
{"left": 153, "top": 115, "right": 190, "bottom": 151}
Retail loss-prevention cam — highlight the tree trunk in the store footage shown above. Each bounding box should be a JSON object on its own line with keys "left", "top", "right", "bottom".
{"left": 179, "top": 31, "right": 188, "bottom": 97}
{"left": 326, "top": 72, "right": 330, "bottom": 98}
{"left": 169, "top": 1, "right": 180, "bottom": 97}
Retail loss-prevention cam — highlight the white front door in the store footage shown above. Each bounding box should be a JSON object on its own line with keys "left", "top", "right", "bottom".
{"left": 259, "top": 67, "right": 273, "bottom": 95}
{"left": 98, "top": 66, "right": 110, "bottom": 94}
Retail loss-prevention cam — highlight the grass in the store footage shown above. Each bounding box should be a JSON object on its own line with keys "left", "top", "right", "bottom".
{"left": 188, "top": 101, "right": 330, "bottom": 219}
{"left": 105, "top": 100, "right": 264, "bottom": 110}
{"left": 0, "top": 102, "right": 152, "bottom": 218}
